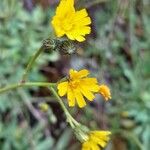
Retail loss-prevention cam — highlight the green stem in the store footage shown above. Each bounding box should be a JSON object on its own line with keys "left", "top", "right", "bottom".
{"left": 49, "top": 87, "right": 80, "bottom": 128}
{"left": 21, "top": 46, "right": 44, "bottom": 82}
{"left": 0, "top": 82, "right": 56, "bottom": 94}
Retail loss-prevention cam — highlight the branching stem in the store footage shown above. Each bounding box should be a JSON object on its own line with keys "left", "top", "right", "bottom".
{"left": 0, "top": 82, "right": 56, "bottom": 94}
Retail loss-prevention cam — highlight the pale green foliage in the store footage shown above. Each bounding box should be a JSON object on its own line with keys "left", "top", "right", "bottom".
{"left": 0, "top": 0, "right": 56, "bottom": 110}
{"left": 0, "top": 0, "right": 59, "bottom": 149}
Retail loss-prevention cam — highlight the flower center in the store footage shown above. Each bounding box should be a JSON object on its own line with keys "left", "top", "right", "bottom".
{"left": 62, "top": 19, "right": 73, "bottom": 31}
{"left": 69, "top": 79, "right": 80, "bottom": 89}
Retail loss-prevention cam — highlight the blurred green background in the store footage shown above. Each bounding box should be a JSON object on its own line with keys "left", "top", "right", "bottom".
{"left": 0, "top": 0, "right": 150, "bottom": 150}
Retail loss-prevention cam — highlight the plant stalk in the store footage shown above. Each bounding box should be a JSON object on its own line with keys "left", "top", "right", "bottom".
{"left": 0, "top": 82, "right": 56, "bottom": 94}
{"left": 21, "top": 46, "right": 45, "bottom": 82}
{"left": 49, "top": 87, "right": 80, "bottom": 128}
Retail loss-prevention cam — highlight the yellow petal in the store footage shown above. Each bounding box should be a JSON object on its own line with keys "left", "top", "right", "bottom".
{"left": 77, "top": 26, "right": 91, "bottom": 36}
{"left": 69, "top": 69, "right": 77, "bottom": 79}
{"left": 69, "top": 69, "right": 89, "bottom": 79}
{"left": 79, "top": 85, "right": 95, "bottom": 101}
{"left": 51, "top": 21, "right": 65, "bottom": 37}
{"left": 57, "top": 81, "right": 68, "bottom": 96}
{"left": 56, "top": 0, "right": 75, "bottom": 16}
{"left": 75, "top": 35, "right": 85, "bottom": 42}
{"left": 82, "top": 141, "right": 91, "bottom": 150}
{"left": 74, "top": 9, "right": 88, "bottom": 21}
{"left": 74, "top": 89, "right": 86, "bottom": 108}
{"left": 92, "top": 131, "right": 111, "bottom": 136}
{"left": 91, "top": 131, "right": 111, "bottom": 143}
{"left": 99, "top": 84, "right": 111, "bottom": 101}
{"left": 82, "top": 78, "right": 98, "bottom": 84}
{"left": 88, "top": 84, "right": 100, "bottom": 92}
{"left": 67, "top": 87, "right": 75, "bottom": 107}
{"left": 76, "top": 69, "right": 89, "bottom": 78}
{"left": 66, "top": 28, "right": 88, "bottom": 42}
{"left": 80, "top": 78, "right": 99, "bottom": 92}
{"left": 90, "top": 141, "right": 100, "bottom": 150}
{"left": 90, "top": 135, "right": 107, "bottom": 148}
{"left": 78, "top": 17, "right": 91, "bottom": 26}
{"left": 66, "top": 33, "right": 75, "bottom": 40}
{"left": 68, "top": 29, "right": 86, "bottom": 42}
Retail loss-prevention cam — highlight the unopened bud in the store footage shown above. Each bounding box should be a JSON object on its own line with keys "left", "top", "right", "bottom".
{"left": 42, "top": 38, "right": 76, "bottom": 55}
{"left": 39, "top": 103, "right": 49, "bottom": 112}
{"left": 58, "top": 40, "right": 76, "bottom": 55}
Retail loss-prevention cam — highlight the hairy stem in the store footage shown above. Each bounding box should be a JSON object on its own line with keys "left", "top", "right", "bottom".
{"left": 0, "top": 82, "right": 56, "bottom": 94}
{"left": 21, "top": 46, "right": 45, "bottom": 82}
{"left": 49, "top": 87, "right": 80, "bottom": 128}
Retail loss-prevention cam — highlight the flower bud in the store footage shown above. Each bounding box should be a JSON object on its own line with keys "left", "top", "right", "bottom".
{"left": 42, "top": 38, "right": 76, "bottom": 55}
{"left": 58, "top": 40, "right": 76, "bottom": 55}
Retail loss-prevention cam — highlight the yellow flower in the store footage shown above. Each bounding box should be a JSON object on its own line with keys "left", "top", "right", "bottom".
{"left": 51, "top": 0, "right": 91, "bottom": 42}
{"left": 57, "top": 69, "right": 99, "bottom": 108}
{"left": 99, "top": 84, "right": 111, "bottom": 101}
{"left": 82, "top": 131, "right": 111, "bottom": 150}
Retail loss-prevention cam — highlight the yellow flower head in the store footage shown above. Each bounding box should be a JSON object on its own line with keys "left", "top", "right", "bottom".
{"left": 82, "top": 131, "right": 111, "bottom": 150}
{"left": 99, "top": 84, "right": 111, "bottom": 101}
{"left": 51, "top": 0, "right": 91, "bottom": 42}
{"left": 57, "top": 69, "right": 99, "bottom": 108}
